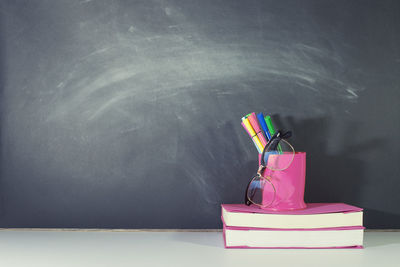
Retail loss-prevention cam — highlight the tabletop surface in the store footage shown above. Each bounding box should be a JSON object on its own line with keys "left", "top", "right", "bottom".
{"left": 0, "top": 230, "right": 399, "bottom": 267}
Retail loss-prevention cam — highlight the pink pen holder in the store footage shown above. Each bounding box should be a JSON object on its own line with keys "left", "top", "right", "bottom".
{"left": 258, "top": 152, "right": 307, "bottom": 211}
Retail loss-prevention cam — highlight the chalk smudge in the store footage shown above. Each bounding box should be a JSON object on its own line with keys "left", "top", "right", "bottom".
{"left": 38, "top": 2, "right": 365, "bottom": 203}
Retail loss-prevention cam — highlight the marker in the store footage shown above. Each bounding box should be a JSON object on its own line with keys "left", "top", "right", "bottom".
{"left": 248, "top": 113, "right": 267, "bottom": 148}
{"left": 242, "top": 117, "right": 264, "bottom": 153}
{"left": 241, "top": 122, "right": 261, "bottom": 153}
{"left": 265, "top": 115, "right": 282, "bottom": 153}
{"left": 257, "top": 113, "right": 271, "bottom": 140}
{"left": 264, "top": 116, "right": 276, "bottom": 135}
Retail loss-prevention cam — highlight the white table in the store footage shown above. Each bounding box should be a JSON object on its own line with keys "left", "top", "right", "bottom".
{"left": 0, "top": 230, "right": 399, "bottom": 267}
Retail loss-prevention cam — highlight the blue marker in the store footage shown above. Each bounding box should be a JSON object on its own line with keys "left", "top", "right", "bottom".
{"left": 257, "top": 113, "right": 271, "bottom": 140}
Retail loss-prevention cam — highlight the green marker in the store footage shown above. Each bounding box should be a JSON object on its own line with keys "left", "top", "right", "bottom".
{"left": 265, "top": 116, "right": 276, "bottom": 135}
{"left": 265, "top": 115, "right": 282, "bottom": 153}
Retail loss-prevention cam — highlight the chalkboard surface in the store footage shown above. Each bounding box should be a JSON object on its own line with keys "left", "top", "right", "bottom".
{"left": 1, "top": 0, "right": 399, "bottom": 229}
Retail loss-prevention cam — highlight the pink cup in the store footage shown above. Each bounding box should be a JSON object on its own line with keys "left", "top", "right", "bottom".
{"left": 258, "top": 152, "right": 307, "bottom": 211}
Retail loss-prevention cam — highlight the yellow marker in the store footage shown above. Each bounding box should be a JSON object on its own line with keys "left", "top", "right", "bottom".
{"left": 242, "top": 117, "right": 264, "bottom": 153}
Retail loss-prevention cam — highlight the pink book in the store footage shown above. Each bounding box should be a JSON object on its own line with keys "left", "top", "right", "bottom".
{"left": 221, "top": 203, "right": 364, "bottom": 249}
{"left": 222, "top": 203, "right": 363, "bottom": 215}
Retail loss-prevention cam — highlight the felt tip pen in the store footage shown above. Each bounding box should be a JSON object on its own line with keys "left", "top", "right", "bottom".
{"left": 265, "top": 115, "right": 282, "bottom": 153}
{"left": 242, "top": 117, "right": 264, "bottom": 153}
{"left": 257, "top": 113, "right": 271, "bottom": 140}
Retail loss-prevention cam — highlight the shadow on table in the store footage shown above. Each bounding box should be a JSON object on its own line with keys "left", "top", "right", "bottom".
{"left": 169, "top": 231, "right": 224, "bottom": 248}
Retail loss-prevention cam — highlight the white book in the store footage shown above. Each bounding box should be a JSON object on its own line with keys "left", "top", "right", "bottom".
{"left": 223, "top": 226, "right": 364, "bottom": 248}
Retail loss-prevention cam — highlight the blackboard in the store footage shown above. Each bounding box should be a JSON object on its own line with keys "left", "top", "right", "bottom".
{"left": 0, "top": 0, "right": 399, "bottom": 229}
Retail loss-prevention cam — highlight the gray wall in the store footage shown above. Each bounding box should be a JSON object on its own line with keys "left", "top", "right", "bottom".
{"left": 0, "top": 0, "right": 399, "bottom": 228}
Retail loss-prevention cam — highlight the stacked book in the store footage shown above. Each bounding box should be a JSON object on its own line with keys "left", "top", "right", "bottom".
{"left": 221, "top": 203, "right": 364, "bottom": 249}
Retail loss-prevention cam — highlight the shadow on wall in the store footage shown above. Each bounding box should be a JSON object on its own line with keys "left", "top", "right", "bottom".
{"left": 272, "top": 115, "right": 385, "bottom": 209}
{"left": 205, "top": 114, "right": 389, "bottom": 229}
